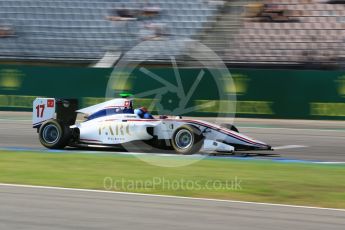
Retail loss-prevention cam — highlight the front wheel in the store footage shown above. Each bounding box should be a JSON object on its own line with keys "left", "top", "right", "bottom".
{"left": 39, "top": 119, "right": 70, "bottom": 149}
{"left": 171, "top": 125, "right": 204, "bottom": 155}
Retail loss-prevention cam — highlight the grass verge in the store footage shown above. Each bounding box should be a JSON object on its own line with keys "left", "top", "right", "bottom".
{"left": 0, "top": 150, "right": 344, "bottom": 209}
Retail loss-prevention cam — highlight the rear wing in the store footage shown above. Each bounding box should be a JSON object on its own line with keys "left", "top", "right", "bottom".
{"left": 32, "top": 98, "right": 78, "bottom": 129}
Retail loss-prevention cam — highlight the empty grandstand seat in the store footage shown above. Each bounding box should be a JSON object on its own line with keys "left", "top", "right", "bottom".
{"left": 0, "top": 0, "right": 216, "bottom": 62}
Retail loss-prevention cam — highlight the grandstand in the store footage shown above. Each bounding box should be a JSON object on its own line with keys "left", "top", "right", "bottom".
{"left": 223, "top": 0, "right": 345, "bottom": 68}
{"left": 0, "top": 0, "right": 218, "bottom": 64}
{"left": 0, "top": 0, "right": 345, "bottom": 68}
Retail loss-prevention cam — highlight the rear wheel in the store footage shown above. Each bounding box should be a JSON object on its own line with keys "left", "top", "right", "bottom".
{"left": 39, "top": 119, "right": 70, "bottom": 149}
{"left": 171, "top": 125, "right": 204, "bottom": 155}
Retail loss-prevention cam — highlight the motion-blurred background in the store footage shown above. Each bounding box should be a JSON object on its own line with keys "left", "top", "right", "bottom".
{"left": 1, "top": 0, "right": 344, "bottom": 68}
{"left": 1, "top": 0, "right": 345, "bottom": 119}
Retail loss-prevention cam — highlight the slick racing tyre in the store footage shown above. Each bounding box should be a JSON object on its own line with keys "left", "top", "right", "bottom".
{"left": 171, "top": 125, "right": 204, "bottom": 155}
{"left": 220, "top": 123, "right": 239, "bottom": 133}
{"left": 39, "top": 119, "right": 70, "bottom": 149}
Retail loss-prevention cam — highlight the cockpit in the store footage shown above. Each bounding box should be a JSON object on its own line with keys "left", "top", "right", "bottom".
{"left": 87, "top": 107, "right": 134, "bottom": 120}
{"left": 84, "top": 98, "right": 153, "bottom": 120}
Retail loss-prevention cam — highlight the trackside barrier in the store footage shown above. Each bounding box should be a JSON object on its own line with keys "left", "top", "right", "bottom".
{"left": 0, "top": 65, "right": 345, "bottom": 120}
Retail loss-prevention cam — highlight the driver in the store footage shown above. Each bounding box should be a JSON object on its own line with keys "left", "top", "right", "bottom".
{"left": 134, "top": 106, "right": 154, "bottom": 119}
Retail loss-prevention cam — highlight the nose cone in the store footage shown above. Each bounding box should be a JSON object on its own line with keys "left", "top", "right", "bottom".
{"left": 258, "top": 144, "right": 273, "bottom": 151}
{"left": 251, "top": 139, "right": 272, "bottom": 151}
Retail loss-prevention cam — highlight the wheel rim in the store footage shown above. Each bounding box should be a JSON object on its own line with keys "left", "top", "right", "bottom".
{"left": 42, "top": 124, "right": 60, "bottom": 144}
{"left": 175, "top": 129, "right": 193, "bottom": 149}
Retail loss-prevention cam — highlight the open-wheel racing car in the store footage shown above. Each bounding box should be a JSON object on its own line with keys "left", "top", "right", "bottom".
{"left": 32, "top": 97, "right": 272, "bottom": 154}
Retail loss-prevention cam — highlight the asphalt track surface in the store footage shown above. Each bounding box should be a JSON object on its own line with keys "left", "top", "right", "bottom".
{"left": 0, "top": 184, "right": 344, "bottom": 230}
{"left": 1, "top": 112, "right": 345, "bottom": 162}
{"left": 1, "top": 112, "right": 345, "bottom": 230}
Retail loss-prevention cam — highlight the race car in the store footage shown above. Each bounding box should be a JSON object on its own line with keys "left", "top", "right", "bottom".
{"left": 32, "top": 97, "right": 272, "bottom": 154}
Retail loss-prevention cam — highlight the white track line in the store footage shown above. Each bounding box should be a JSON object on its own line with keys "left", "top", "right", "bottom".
{"left": 0, "top": 183, "right": 344, "bottom": 212}
{"left": 241, "top": 126, "right": 345, "bottom": 133}
{"left": 273, "top": 145, "right": 308, "bottom": 150}
{"left": 0, "top": 119, "right": 31, "bottom": 122}
{"left": 316, "top": 162, "right": 345, "bottom": 164}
